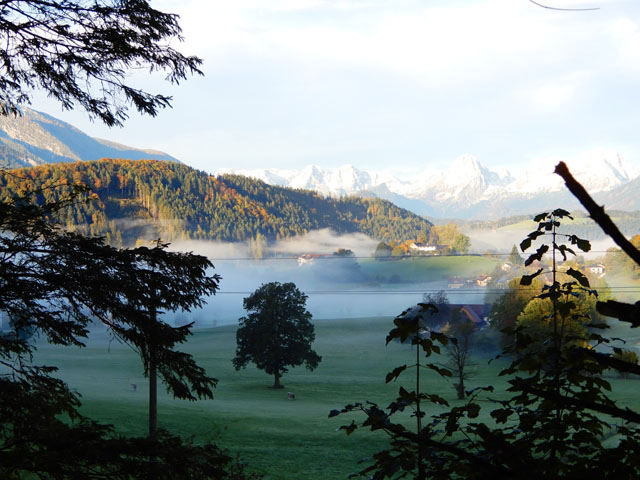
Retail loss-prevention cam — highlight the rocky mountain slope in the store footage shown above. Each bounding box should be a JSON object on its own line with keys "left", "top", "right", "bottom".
{"left": 219, "top": 153, "right": 638, "bottom": 219}
{"left": 0, "top": 108, "right": 177, "bottom": 168}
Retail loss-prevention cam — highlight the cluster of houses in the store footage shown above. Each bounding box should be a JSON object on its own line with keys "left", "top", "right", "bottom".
{"left": 446, "top": 275, "right": 493, "bottom": 289}
{"left": 296, "top": 243, "right": 445, "bottom": 265}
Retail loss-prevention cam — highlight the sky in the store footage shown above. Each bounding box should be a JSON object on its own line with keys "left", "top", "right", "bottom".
{"left": 32, "top": 0, "right": 640, "bottom": 178}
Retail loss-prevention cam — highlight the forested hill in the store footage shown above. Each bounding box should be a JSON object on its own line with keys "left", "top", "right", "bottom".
{"left": 0, "top": 159, "right": 432, "bottom": 246}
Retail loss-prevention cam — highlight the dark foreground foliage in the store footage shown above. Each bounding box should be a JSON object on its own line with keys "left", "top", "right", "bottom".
{"left": 0, "top": 0, "right": 202, "bottom": 126}
{"left": 0, "top": 182, "right": 259, "bottom": 478}
{"left": 333, "top": 164, "right": 640, "bottom": 479}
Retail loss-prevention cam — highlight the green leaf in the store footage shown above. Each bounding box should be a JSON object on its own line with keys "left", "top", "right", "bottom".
{"left": 520, "top": 238, "right": 532, "bottom": 252}
{"left": 426, "top": 363, "right": 452, "bottom": 377}
{"left": 533, "top": 212, "right": 549, "bottom": 222}
{"left": 466, "top": 403, "right": 481, "bottom": 418}
{"left": 520, "top": 268, "right": 543, "bottom": 286}
{"left": 568, "top": 235, "right": 591, "bottom": 252}
{"left": 566, "top": 267, "right": 590, "bottom": 287}
{"left": 417, "top": 302, "right": 438, "bottom": 314}
{"left": 577, "top": 238, "right": 591, "bottom": 252}
{"left": 425, "top": 393, "right": 449, "bottom": 406}
{"left": 555, "top": 244, "right": 567, "bottom": 261}
{"left": 385, "top": 365, "right": 407, "bottom": 384}
{"left": 338, "top": 421, "right": 358, "bottom": 435}
{"left": 524, "top": 245, "right": 549, "bottom": 266}
{"left": 398, "top": 386, "right": 411, "bottom": 398}
{"left": 429, "top": 331, "right": 449, "bottom": 346}
{"left": 552, "top": 208, "right": 572, "bottom": 219}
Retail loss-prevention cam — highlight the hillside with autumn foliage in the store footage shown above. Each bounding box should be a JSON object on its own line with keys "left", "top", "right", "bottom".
{"left": 0, "top": 159, "right": 433, "bottom": 246}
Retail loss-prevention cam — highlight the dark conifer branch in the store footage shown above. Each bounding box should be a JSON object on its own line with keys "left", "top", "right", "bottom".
{"left": 0, "top": 0, "right": 203, "bottom": 126}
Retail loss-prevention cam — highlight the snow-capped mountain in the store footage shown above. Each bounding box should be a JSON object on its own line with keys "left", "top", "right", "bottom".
{"left": 217, "top": 152, "right": 639, "bottom": 219}
{"left": 401, "top": 154, "right": 513, "bottom": 205}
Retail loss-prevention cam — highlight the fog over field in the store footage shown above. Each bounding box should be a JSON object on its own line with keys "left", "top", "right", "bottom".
{"left": 467, "top": 227, "right": 617, "bottom": 260}
{"left": 87, "top": 223, "right": 622, "bottom": 329}
{"left": 153, "top": 230, "right": 498, "bottom": 327}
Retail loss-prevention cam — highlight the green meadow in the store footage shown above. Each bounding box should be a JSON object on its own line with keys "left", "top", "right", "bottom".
{"left": 359, "top": 256, "right": 500, "bottom": 283}
{"left": 33, "top": 315, "right": 640, "bottom": 479}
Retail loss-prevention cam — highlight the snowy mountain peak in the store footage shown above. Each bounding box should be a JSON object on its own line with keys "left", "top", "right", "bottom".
{"left": 513, "top": 151, "right": 636, "bottom": 196}
{"left": 451, "top": 154, "right": 481, "bottom": 172}
{"left": 215, "top": 151, "right": 638, "bottom": 219}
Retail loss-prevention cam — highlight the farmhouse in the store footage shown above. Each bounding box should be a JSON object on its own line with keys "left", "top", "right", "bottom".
{"left": 408, "top": 242, "right": 440, "bottom": 254}
{"left": 297, "top": 254, "right": 323, "bottom": 265}
{"left": 454, "top": 304, "right": 490, "bottom": 329}
{"left": 475, "top": 274, "right": 492, "bottom": 287}
{"left": 405, "top": 303, "right": 492, "bottom": 332}
{"left": 585, "top": 263, "right": 606, "bottom": 277}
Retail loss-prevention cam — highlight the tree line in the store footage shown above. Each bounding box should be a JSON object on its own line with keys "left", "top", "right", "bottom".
{"left": 0, "top": 159, "right": 433, "bottom": 247}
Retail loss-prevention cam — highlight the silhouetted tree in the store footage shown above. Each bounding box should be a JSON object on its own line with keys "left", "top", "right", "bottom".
{"left": 333, "top": 173, "right": 640, "bottom": 478}
{"left": 233, "top": 282, "right": 321, "bottom": 389}
{"left": 0, "top": 0, "right": 202, "bottom": 126}
{"left": 444, "top": 310, "right": 476, "bottom": 400}
{"left": 0, "top": 185, "right": 262, "bottom": 479}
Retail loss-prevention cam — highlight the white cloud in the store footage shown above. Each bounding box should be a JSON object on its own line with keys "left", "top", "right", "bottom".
{"left": 534, "top": 84, "right": 575, "bottom": 108}
{"left": 162, "top": 0, "right": 558, "bottom": 82}
{"left": 31, "top": 0, "right": 640, "bottom": 175}
{"left": 607, "top": 17, "right": 640, "bottom": 72}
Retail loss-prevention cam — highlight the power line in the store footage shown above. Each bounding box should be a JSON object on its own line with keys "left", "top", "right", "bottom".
{"left": 209, "top": 251, "right": 628, "bottom": 262}
{"left": 214, "top": 286, "right": 640, "bottom": 296}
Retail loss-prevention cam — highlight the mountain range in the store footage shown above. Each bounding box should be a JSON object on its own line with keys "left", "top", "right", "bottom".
{"left": 2, "top": 107, "right": 638, "bottom": 220}
{"left": 218, "top": 153, "right": 639, "bottom": 219}
{"left": 0, "top": 107, "right": 177, "bottom": 168}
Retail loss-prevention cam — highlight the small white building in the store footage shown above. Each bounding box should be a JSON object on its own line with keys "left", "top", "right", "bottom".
{"left": 297, "top": 254, "right": 322, "bottom": 266}
{"left": 409, "top": 242, "right": 438, "bottom": 253}
{"left": 475, "top": 275, "right": 492, "bottom": 287}
{"left": 586, "top": 263, "right": 606, "bottom": 277}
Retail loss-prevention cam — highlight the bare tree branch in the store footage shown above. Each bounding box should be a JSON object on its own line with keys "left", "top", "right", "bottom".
{"left": 554, "top": 161, "right": 640, "bottom": 266}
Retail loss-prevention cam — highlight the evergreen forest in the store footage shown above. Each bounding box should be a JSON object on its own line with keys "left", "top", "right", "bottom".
{"left": 0, "top": 159, "right": 433, "bottom": 247}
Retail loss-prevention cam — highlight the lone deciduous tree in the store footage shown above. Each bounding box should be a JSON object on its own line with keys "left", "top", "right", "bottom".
{"left": 233, "top": 282, "right": 321, "bottom": 389}
{"left": 444, "top": 309, "right": 476, "bottom": 400}
{"left": 0, "top": 2, "right": 261, "bottom": 478}
{"left": 0, "top": 185, "right": 265, "bottom": 479}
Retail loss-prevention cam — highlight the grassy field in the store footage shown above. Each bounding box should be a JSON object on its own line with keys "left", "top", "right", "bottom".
{"left": 358, "top": 255, "right": 500, "bottom": 284}
{"left": 32, "top": 315, "right": 640, "bottom": 479}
